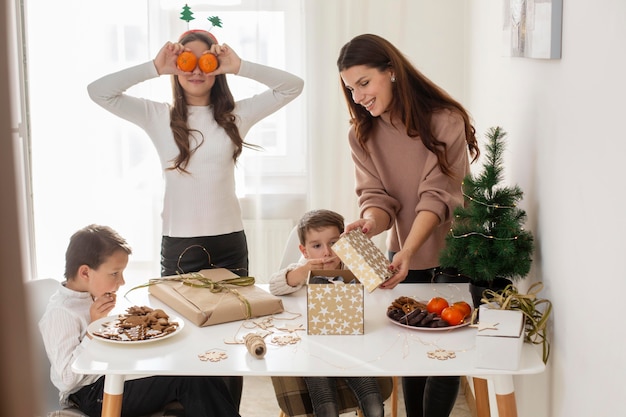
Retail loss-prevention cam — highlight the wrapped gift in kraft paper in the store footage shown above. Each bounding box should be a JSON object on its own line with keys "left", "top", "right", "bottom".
{"left": 148, "top": 268, "right": 284, "bottom": 327}
{"left": 475, "top": 305, "right": 524, "bottom": 370}
{"left": 306, "top": 270, "right": 364, "bottom": 335}
{"left": 332, "top": 229, "right": 393, "bottom": 292}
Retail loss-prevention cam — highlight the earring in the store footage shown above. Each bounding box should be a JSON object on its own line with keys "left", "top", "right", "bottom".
{"left": 391, "top": 75, "right": 396, "bottom": 83}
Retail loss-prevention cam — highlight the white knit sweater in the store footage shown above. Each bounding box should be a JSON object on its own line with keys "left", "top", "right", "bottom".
{"left": 39, "top": 283, "right": 100, "bottom": 407}
{"left": 88, "top": 60, "right": 303, "bottom": 237}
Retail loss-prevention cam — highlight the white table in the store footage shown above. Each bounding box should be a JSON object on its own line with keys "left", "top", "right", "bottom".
{"left": 72, "top": 283, "right": 544, "bottom": 417}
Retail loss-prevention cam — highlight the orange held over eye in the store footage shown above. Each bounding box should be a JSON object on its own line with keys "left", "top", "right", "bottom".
{"left": 426, "top": 297, "right": 449, "bottom": 316}
{"left": 177, "top": 51, "right": 197, "bottom": 72}
{"left": 198, "top": 53, "right": 219, "bottom": 73}
{"left": 441, "top": 306, "right": 465, "bottom": 326}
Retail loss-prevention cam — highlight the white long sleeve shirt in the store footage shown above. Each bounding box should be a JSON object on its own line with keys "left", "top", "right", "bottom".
{"left": 39, "top": 283, "right": 100, "bottom": 407}
{"left": 88, "top": 61, "right": 303, "bottom": 237}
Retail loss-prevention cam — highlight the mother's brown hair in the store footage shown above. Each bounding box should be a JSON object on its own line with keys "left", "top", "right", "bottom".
{"left": 337, "top": 34, "right": 479, "bottom": 175}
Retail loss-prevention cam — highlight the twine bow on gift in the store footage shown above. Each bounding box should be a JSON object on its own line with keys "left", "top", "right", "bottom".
{"left": 125, "top": 245, "right": 256, "bottom": 318}
{"left": 480, "top": 282, "right": 552, "bottom": 364}
{"left": 125, "top": 272, "right": 256, "bottom": 319}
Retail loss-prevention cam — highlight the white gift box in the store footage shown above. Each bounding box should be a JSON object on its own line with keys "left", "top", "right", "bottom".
{"left": 475, "top": 305, "right": 524, "bottom": 370}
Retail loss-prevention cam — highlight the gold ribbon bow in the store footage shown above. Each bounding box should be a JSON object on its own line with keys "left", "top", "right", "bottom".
{"left": 125, "top": 272, "right": 256, "bottom": 319}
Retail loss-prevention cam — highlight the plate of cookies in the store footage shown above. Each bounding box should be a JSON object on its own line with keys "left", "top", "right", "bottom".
{"left": 386, "top": 296, "right": 472, "bottom": 331}
{"left": 88, "top": 305, "right": 183, "bottom": 344}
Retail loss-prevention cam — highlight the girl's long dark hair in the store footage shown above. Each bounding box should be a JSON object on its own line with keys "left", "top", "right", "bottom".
{"left": 170, "top": 32, "right": 250, "bottom": 173}
{"left": 337, "top": 34, "right": 480, "bottom": 176}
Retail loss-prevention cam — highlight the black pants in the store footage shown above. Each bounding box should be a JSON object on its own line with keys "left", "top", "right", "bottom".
{"left": 70, "top": 375, "right": 240, "bottom": 417}
{"left": 161, "top": 232, "right": 248, "bottom": 409}
{"left": 388, "top": 253, "right": 467, "bottom": 417}
{"left": 161, "top": 231, "right": 249, "bottom": 277}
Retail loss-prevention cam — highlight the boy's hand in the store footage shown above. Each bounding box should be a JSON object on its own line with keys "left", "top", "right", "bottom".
{"left": 90, "top": 292, "right": 116, "bottom": 322}
{"left": 304, "top": 256, "right": 339, "bottom": 271}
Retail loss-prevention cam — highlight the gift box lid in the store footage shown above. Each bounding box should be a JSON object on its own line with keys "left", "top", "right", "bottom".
{"left": 477, "top": 305, "right": 524, "bottom": 338}
{"left": 332, "top": 229, "right": 392, "bottom": 291}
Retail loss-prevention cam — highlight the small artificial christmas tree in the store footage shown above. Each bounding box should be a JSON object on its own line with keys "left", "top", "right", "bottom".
{"left": 439, "top": 126, "right": 534, "bottom": 286}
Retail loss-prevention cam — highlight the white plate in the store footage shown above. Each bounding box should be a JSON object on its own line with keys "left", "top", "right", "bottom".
{"left": 88, "top": 314, "right": 184, "bottom": 344}
{"left": 388, "top": 315, "right": 471, "bottom": 332}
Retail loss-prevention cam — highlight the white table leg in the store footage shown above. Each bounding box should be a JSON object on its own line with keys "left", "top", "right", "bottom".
{"left": 102, "top": 374, "right": 125, "bottom": 417}
{"left": 492, "top": 374, "right": 517, "bottom": 417}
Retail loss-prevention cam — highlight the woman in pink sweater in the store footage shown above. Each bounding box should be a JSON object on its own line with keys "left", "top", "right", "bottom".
{"left": 336, "top": 34, "right": 480, "bottom": 417}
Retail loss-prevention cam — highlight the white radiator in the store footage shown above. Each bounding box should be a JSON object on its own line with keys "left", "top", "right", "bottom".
{"left": 243, "top": 219, "right": 294, "bottom": 283}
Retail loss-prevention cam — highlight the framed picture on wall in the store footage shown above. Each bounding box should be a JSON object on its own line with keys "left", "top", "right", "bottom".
{"left": 502, "top": 0, "right": 563, "bottom": 59}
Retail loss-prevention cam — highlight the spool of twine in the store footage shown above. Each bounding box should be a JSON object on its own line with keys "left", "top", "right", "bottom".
{"left": 244, "top": 333, "right": 266, "bottom": 359}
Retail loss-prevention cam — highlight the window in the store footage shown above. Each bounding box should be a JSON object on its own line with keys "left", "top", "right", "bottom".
{"left": 24, "top": 0, "right": 305, "bottom": 281}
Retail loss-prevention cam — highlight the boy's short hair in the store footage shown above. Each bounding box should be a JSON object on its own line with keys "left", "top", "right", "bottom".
{"left": 64, "top": 224, "right": 132, "bottom": 280}
{"left": 297, "top": 210, "right": 345, "bottom": 245}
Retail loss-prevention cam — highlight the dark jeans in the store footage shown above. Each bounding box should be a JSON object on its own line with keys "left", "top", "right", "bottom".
{"left": 161, "top": 231, "right": 249, "bottom": 277}
{"left": 304, "top": 377, "right": 384, "bottom": 417}
{"left": 402, "top": 376, "right": 460, "bottom": 417}
{"left": 69, "top": 375, "right": 240, "bottom": 417}
{"left": 388, "top": 252, "right": 466, "bottom": 417}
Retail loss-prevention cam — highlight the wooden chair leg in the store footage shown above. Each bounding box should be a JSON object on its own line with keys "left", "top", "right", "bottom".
{"left": 391, "top": 376, "right": 399, "bottom": 417}
{"left": 278, "top": 411, "right": 287, "bottom": 417}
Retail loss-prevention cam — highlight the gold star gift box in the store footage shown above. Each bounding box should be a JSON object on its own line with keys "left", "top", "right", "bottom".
{"left": 306, "top": 270, "right": 364, "bottom": 335}
{"left": 332, "top": 229, "right": 393, "bottom": 292}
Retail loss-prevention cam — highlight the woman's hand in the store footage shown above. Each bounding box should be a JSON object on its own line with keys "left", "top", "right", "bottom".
{"left": 345, "top": 218, "right": 376, "bottom": 237}
{"left": 379, "top": 250, "right": 411, "bottom": 289}
{"left": 89, "top": 292, "right": 116, "bottom": 322}
{"left": 153, "top": 41, "right": 189, "bottom": 76}
{"left": 205, "top": 43, "right": 242, "bottom": 75}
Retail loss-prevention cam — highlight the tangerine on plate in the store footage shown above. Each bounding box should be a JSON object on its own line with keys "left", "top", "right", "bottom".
{"left": 177, "top": 51, "right": 197, "bottom": 72}
{"left": 199, "top": 53, "right": 219, "bottom": 73}
{"left": 452, "top": 301, "right": 472, "bottom": 318}
{"left": 441, "top": 306, "right": 465, "bottom": 326}
{"left": 426, "top": 297, "right": 449, "bottom": 316}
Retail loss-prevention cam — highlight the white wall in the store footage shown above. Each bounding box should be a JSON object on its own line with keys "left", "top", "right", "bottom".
{"left": 465, "top": 1, "right": 626, "bottom": 416}
{"left": 307, "top": 1, "right": 626, "bottom": 415}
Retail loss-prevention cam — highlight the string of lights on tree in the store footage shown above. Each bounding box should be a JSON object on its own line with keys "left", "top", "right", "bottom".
{"left": 439, "top": 127, "right": 534, "bottom": 284}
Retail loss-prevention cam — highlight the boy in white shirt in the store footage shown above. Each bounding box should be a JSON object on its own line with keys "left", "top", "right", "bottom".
{"left": 39, "top": 224, "right": 240, "bottom": 417}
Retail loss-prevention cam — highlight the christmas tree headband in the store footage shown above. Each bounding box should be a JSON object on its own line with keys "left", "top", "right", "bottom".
{"left": 179, "top": 4, "right": 222, "bottom": 44}
{"left": 179, "top": 29, "right": 218, "bottom": 44}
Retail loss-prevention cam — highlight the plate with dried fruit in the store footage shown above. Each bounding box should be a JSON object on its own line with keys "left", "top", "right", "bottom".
{"left": 386, "top": 296, "right": 472, "bottom": 332}
{"left": 88, "top": 306, "right": 184, "bottom": 344}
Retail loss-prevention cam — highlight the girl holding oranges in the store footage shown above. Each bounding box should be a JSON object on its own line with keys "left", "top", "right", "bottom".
{"left": 88, "top": 30, "right": 303, "bottom": 409}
